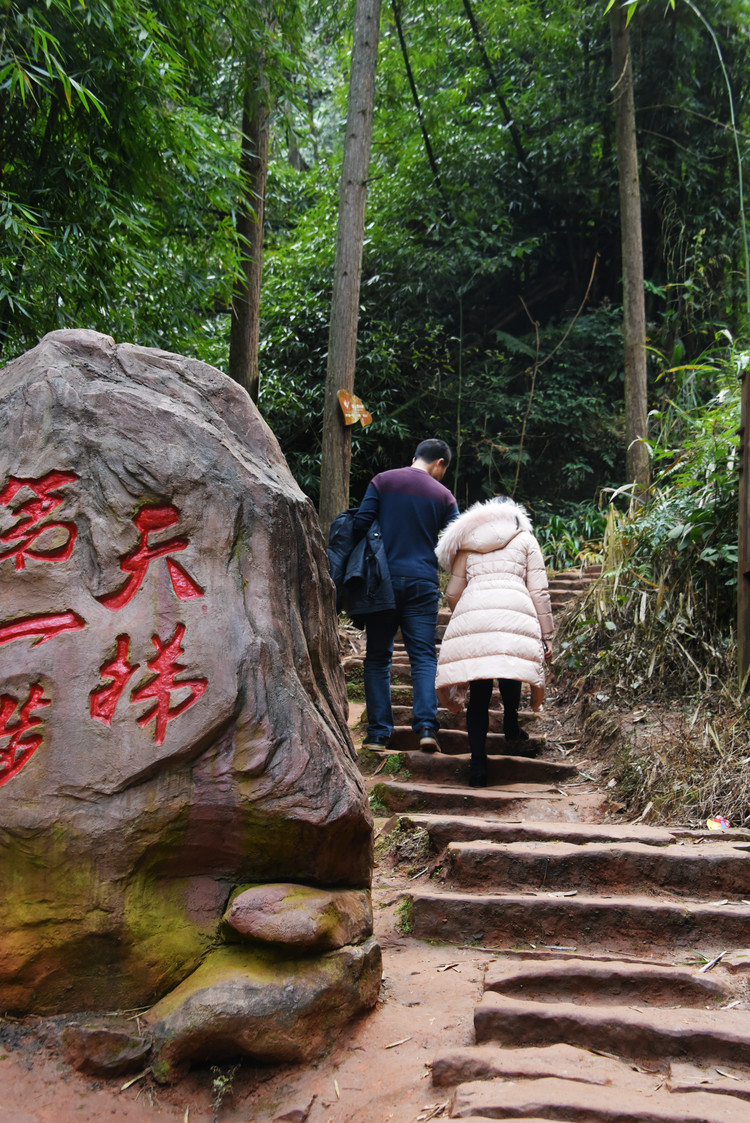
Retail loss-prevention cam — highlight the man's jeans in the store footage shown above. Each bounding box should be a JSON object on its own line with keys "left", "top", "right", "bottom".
{"left": 363, "top": 576, "right": 440, "bottom": 739}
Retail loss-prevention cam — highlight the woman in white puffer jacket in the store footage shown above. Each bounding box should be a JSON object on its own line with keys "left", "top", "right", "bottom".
{"left": 435, "top": 496, "right": 554, "bottom": 786}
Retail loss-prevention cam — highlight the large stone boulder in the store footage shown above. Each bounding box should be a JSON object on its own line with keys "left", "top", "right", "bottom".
{"left": 145, "top": 938, "right": 382, "bottom": 1082}
{"left": 0, "top": 329, "right": 375, "bottom": 1034}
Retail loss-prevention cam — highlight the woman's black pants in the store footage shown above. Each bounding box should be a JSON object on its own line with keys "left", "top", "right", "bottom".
{"left": 466, "top": 678, "right": 522, "bottom": 767}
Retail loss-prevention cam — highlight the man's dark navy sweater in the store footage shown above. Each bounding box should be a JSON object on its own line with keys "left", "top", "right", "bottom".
{"left": 354, "top": 466, "right": 458, "bottom": 584}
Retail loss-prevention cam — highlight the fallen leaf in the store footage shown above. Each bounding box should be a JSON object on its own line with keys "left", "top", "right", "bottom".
{"left": 385, "top": 1036, "right": 412, "bottom": 1049}
{"left": 699, "top": 950, "right": 727, "bottom": 973}
{"left": 121, "top": 1069, "right": 150, "bottom": 1091}
{"left": 417, "top": 1104, "right": 448, "bottom": 1121}
{"left": 436, "top": 963, "right": 459, "bottom": 972}
{"left": 632, "top": 800, "right": 654, "bottom": 824}
{"left": 715, "top": 1068, "right": 740, "bottom": 1079}
{"left": 334, "top": 1078, "right": 340, "bottom": 1099}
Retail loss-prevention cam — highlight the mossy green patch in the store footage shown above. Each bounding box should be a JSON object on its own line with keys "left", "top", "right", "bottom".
{"left": 395, "top": 897, "right": 413, "bottom": 935}
{"left": 0, "top": 820, "right": 211, "bottom": 1014}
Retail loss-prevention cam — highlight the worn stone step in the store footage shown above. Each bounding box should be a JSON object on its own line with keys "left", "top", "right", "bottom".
{"left": 450, "top": 1076, "right": 748, "bottom": 1122}
{"left": 372, "top": 780, "right": 571, "bottom": 818}
{"left": 449, "top": 1118, "right": 574, "bottom": 1123}
{"left": 669, "top": 1061, "right": 750, "bottom": 1102}
{"left": 388, "top": 725, "right": 544, "bottom": 756}
{"left": 549, "top": 588, "right": 588, "bottom": 604}
{"left": 391, "top": 704, "right": 540, "bottom": 732}
{"left": 432, "top": 1041, "right": 653, "bottom": 1089}
{"left": 393, "top": 813, "right": 682, "bottom": 851}
{"left": 410, "top": 888, "right": 750, "bottom": 951}
{"left": 474, "top": 991, "right": 750, "bottom": 1071}
{"left": 444, "top": 838, "right": 750, "bottom": 898}
{"left": 482, "top": 956, "right": 728, "bottom": 1006}
{"left": 435, "top": 1047, "right": 750, "bottom": 1108}
{"left": 547, "top": 579, "right": 588, "bottom": 597}
{"left": 550, "top": 565, "right": 601, "bottom": 584}
{"left": 371, "top": 750, "right": 576, "bottom": 787}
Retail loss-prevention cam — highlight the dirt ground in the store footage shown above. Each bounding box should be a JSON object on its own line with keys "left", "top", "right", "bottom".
{"left": 0, "top": 702, "right": 493, "bottom": 1123}
{"left": 0, "top": 902, "right": 489, "bottom": 1123}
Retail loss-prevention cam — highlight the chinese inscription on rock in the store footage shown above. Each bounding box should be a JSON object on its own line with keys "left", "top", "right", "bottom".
{"left": 0, "top": 472, "right": 207, "bottom": 785}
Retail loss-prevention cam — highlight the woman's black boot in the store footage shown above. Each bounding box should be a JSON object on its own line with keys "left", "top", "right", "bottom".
{"left": 469, "top": 752, "right": 488, "bottom": 787}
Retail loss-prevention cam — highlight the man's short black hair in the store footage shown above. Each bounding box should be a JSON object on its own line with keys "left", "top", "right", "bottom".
{"left": 414, "top": 438, "right": 452, "bottom": 466}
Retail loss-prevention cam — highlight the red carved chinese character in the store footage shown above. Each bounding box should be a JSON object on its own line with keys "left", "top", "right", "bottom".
{"left": 0, "top": 684, "right": 50, "bottom": 786}
{"left": 97, "top": 504, "right": 204, "bottom": 611}
{"left": 0, "top": 610, "right": 86, "bottom": 648}
{"left": 130, "top": 623, "right": 207, "bottom": 745}
{"left": 0, "top": 470, "right": 77, "bottom": 570}
{"left": 90, "top": 634, "right": 139, "bottom": 725}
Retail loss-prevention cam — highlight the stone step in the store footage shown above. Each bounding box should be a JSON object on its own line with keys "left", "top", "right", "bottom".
{"left": 432, "top": 1040, "right": 657, "bottom": 1089}
{"left": 391, "top": 704, "right": 540, "bottom": 732}
{"left": 549, "top": 587, "right": 589, "bottom": 603}
{"left": 549, "top": 576, "right": 592, "bottom": 590}
{"left": 669, "top": 1061, "right": 750, "bottom": 1102}
{"left": 434, "top": 1044, "right": 750, "bottom": 1102}
{"left": 447, "top": 1118, "right": 583, "bottom": 1123}
{"left": 449, "top": 1075, "right": 749, "bottom": 1122}
{"left": 388, "top": 725, "right": 544, "bottom": 756}
{"left": 550, "top": 564, "right": 602, "bottom": 583}
{"left": 372, "top": 780, "right": 571, "bottom": 819}
{"left": 371, "top": 750, "right": 577, "bottom": 787}
{"left": 482, "top": 956, "right": 728, "bottom": 1006}
{"left": 473, "top": 991, "right": 750, "bottom": 1071}
{"left": 390, "top": 813, "right": 686, "bottom": 851}
{"left": 410, "top": 888, "right": 750, "bottom": 952}
{"left": 449, "top": 1118, "right": 573, "bottom": 1123}
{"left": 443, "top": 838, "right": 750, "bottom": 898}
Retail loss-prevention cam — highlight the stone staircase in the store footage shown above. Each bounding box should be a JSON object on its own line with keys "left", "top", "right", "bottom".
{"left": 351, "top": 566, "right": 750, "bottom": 1122}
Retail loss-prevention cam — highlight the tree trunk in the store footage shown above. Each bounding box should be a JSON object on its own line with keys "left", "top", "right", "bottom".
{"left": 228, "top": 66, "right": 270, "bottom": 404}
{"left": 318, "top": 0, "right": 381, "bottom": 539}
{"left": 610, "top": 1, "right": 649, "bottom": 492}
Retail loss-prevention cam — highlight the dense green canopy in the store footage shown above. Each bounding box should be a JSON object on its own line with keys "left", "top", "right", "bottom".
{"left": 1, "top": 0, "right": 748, "bottom": 517}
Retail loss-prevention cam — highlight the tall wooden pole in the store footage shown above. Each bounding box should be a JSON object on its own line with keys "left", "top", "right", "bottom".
{"left": 228, "top": 67, "right": 270, "bottom": 404}
{"left": 318, "top": 0, "right": 381, "bottom": 541}
{"left": 610, "top": 1, "right": 650, "bottom": 494}
{"left": 739, "top": 368, "right": 750, "bottom": 689}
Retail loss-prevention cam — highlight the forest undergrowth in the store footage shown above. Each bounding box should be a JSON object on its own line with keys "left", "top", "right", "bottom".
{"left": 546, "top": 344, "right": 749, "bottom": 829}
{"left": 553, "top": 569, "right": 750, "bottom": 830}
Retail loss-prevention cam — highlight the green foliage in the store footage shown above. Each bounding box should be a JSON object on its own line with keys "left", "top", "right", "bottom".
{"left": 621, "top": 339, "right": 741, "bottom": 603}
{"left": 0, "top": 0, "right": 243, "bottom": 358}
{"left": 368, "top": 790, "right": 388, "bottom": 816}
{"left": 394, "top": 896, "right": 413, "bottom": 935}
{"left": 256, "top": 0, "right": 750, "bottom": 509}
{"left": 536, "top": 503, "right": 607, "bottom": 571}
{"left": 211, "top": 1063, "right": 240, "bottom": 1118}
{"left": 2, "top": 0, "right": 748, "bottom": 525}
{"left": 555, "top": 336, "right": 742, "bottom": 691}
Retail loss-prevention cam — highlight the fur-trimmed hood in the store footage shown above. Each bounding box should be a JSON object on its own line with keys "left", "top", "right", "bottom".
{"left": 435, "top": 497, "right": 533, "bottom": 571}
